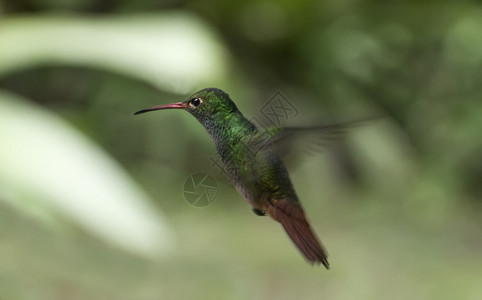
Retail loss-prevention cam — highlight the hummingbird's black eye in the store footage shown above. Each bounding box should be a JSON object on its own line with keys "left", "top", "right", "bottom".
{"left": 190, "top": 98, "right": 202, "bottom": 108}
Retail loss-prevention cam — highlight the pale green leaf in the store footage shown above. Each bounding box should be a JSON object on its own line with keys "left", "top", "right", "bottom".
{"left": 0, "top": 13, "right": 228, "bottom": 93}
{"left": 0, "top": 90, "right": 172, "bottom": 258}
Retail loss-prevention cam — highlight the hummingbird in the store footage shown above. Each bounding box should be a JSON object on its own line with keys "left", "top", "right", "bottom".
{"left": 135, "top": 88, "right": 343, "bottom": 268}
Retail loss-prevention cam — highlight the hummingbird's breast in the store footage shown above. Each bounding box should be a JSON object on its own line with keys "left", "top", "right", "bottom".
{"left": 206, "top": 112, "right": 298, "bottom": 209}
{"left": 216, "top": 138, "right": 298, "bottom": 209}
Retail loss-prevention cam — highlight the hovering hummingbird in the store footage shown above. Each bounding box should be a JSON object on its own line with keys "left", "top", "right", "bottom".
{"left": 135, "top": 88, "right": 359, "bottom": 268}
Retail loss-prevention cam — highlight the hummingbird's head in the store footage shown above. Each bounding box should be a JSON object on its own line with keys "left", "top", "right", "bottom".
{"left": 134, "top": 88, "right": 240, "bottom": 128}
{"left": 183, "top": 88, "right": 238, "bottom": 122}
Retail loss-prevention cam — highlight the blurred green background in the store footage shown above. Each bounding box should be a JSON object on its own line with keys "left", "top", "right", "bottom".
{"left": 0, "top": 0, "right": 481, "bottom": 299}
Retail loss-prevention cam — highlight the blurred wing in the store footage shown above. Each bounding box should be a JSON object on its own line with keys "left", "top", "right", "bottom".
{"left": 248, "top": 118, "right": 377, "bottom": 159}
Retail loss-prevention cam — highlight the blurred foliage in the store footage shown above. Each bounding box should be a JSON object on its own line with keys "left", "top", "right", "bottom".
{"left": 0, "top": 91, "right": 172, "bottom": 258}
{"left": 0, "top": 0, "right": 481, "bottom": 299}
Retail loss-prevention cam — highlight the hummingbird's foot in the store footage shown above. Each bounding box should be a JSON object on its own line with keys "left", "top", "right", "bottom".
{"left": 252, "top": 208, "right": 266, "bottom": 216}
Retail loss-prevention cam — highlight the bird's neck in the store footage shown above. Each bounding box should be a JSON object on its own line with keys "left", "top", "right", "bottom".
{"left": 201, "top": 110, "right": 257, "bottom": 152}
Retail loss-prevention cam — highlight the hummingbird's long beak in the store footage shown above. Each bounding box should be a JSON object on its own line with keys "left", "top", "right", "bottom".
{"left": 134, "top": 102, "right": 187, "bottom": 115}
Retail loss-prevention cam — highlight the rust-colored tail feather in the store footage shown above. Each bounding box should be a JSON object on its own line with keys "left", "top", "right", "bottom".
{"left": 267, "top": 199, "right": 329, "bottom": 268}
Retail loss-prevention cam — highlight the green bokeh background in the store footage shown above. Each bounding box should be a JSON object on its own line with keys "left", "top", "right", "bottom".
{"left": 0, "top": 1, "right": 481, "bottom": 299}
